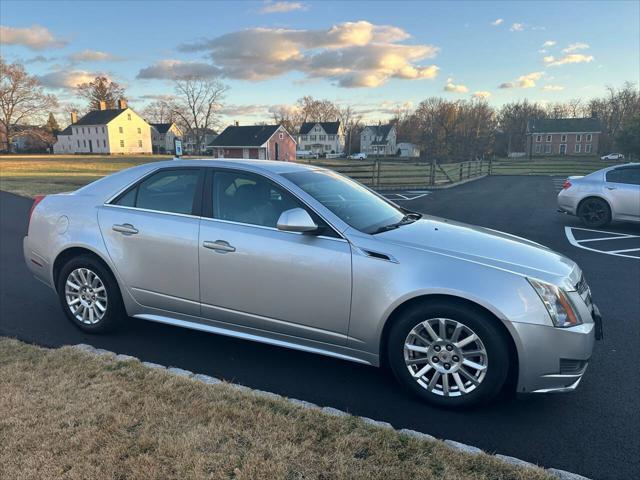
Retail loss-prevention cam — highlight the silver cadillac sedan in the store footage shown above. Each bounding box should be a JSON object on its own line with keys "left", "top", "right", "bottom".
{"left": 24, "top": 159, "right": 602, "bottom": 407}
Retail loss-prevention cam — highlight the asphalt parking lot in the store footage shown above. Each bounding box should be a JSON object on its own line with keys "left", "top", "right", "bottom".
{"left": 1, "top": 175, "right": 639, "bottom": 480}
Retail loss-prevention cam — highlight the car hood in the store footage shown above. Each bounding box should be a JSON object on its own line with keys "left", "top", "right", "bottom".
{"left": 375, "top": 216, "right": 580, "bottom": 289}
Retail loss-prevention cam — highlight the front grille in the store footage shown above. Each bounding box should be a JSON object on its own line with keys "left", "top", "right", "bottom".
{"left": 575, "top": 275, "right": 589, "bottom": 296}
{"left": 560, "top": 359, "right": 588, "bottom": 374}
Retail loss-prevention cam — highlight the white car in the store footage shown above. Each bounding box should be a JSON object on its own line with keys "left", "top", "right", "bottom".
{"left": 349, "top": 153, "right": 367, "bottom": 160}
{"left": 601, "top": 153, "right": 625, "bottom": 161}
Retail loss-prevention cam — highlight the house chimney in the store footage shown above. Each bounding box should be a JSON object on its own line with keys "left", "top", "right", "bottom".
{"left": 234, "top": 121, "right": 239, "bottom": 127}
{"left": 98, "top": 100, "right": 107, "bottom": 111}
{"left": 117, "top": 98, "right": 127, "bottom": 110}
{"left": 70, "top": 111, "right": 78, "bottom": 124}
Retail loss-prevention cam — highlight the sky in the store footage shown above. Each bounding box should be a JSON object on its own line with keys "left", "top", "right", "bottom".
{"left": 1, "top": 0, "right": 639, "bottom": 125}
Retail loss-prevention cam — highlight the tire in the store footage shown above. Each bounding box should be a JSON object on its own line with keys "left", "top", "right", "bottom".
{"left": 578, "top": 197, "right": 611, "bottom": 228}
{"left": 57, "top": 254, "right": 124, "bottom": 333}
{"left": 387, "top": 302, "right": 510, "bottom": 408}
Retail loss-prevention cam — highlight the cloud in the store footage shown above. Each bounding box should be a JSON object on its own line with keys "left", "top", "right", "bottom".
{"left": 0, "top": 24, "right": 67, "bottom": 50}
{"left": 499, "top": 71, "right": 544, "bottom": 89}
{"left": 219, "top": 104, "right": 270, "bottom": 117}
{"left": 136, "top": 60, "right": 222, "bottom": 79}
{"left": 491, "top": 18, "right": 504, "bottom": 26}
{"left": 37, "top": 70, "right": 101, "bottom": 89}
{"left": 543, "top": 53, "right": 594, "bottom": 67}
{"left": 541, "top": 40, "right": 556, "bottom": 48}
{"left": 510, "top": 22, "right": 525, "bottom": 32}
{"left": 562, "top": 42, "right": 589, "bottom": 53}
{"left": 472, "top": 91, "right": 491, "bottom": 99}
{"left": 542, "top": 84, "right": 565, "bottom": 91}
{"left": 69, "top": 49, "right": 121, "bottom": 62}
{"left": 25, "top": 54, "right": 54, "bottom": 64}
{"left": 171, "top": 21, "right": 439, "bottom": 88}
{"left": 444, "top": 78, "right": 469, "bottom": 93}
{"left": 258, "top": 1, "right": 308, "bottom": 14}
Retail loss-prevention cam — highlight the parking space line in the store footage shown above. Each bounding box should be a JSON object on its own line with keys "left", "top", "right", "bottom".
{"left": 565, "top": 226, "right": 640, "bottom": 260}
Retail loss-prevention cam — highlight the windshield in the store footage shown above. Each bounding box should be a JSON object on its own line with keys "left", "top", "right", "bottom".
{"left": 282, "top": 169, "right": 405, "bottom": 234}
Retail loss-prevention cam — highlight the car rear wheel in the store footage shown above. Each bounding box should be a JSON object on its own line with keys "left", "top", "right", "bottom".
{"left": 578, "top": 197, "right": 611, "bottom": 228}
{"left": 57, "top": 255, "right": 124, "bottom": 333}
{"left": 387, "top": 302, "right": 510, "bottom": 408}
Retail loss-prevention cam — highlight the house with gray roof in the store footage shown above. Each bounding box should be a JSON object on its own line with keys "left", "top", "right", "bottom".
{"left": 150, "top": 122, "right": 182, "bottom": 154}
{"left": 297, "top": 121, "right": 344, "bottom": 156}
{"left": 526, "top": 117, "right": 602, "bottom": 156}
{"left": 209, "top": 124, "right": 296, "bottom": 161}
{"left": 360, "top": 123, "right": 397, "bottom": 156}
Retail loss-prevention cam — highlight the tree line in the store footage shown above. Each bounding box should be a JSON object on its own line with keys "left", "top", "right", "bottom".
{"left": 1, "top": 56, "right": 639, "bottom": 158}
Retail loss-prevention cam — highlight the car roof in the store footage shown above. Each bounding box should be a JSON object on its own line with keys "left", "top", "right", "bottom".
{"left": 147, "top": 158, "right": 323, "bottom": 175}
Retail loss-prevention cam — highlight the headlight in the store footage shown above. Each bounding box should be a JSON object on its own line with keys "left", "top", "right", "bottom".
{"left": 528, "top": 278, "right": 581, "bottom": 328}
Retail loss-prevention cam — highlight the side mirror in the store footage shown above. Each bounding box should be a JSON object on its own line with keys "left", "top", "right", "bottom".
{"left": 277, "top": 208, "right": 318, "bottom": 233}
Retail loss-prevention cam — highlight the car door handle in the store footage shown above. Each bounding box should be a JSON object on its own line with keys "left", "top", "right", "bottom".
{"left": 112, "top": 223, "right": 139, "bottom": 235}
{"left": 203, "top": 240, "right": 236, "bottom": 253}
{"left": 606, "top": 186, "right": 617, "bottom": 190}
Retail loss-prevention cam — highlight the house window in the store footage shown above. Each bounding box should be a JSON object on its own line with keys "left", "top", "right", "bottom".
{"left": 325, "top": 145, "right": 330, "bottom": 150}
{"left": 328, "top": 135, "right": 335, "bottom": 140}
{"left": 535, "top": 144, "right": 541, "bottom": 153}
{"left": 546, "top": 134, "right": 552, "bottom": 142}
{"left": 138, "top": 140, "right": 142, "bottom": 148}
{"left": 319, "top": 135, "right": 326, "bottom": 141}
{"left": 127, "top": 114, "right": 131, "bottom": 120}
{"left": 77, "top": 140, "right": 80, "bottom": 147}
{"left": 586, "top": 134, "right": 592, "bottom": 142}
{"left": 279, "top": 132, "right": 284, "bottom": 140}
{"left": 315, "top": 126, "right": 320, "bottom": 132}
{"left": 545, "top": 144, "right": 552, "bottom": 154}
{"left": 561, "top": 134, "right": 567, "bottom": 142}
{"left": 120, "top": 140, "right": 125, "bottom": 148}
{"left": 575, "top": 143, "right": 581, "bottom": 153}
{"left": 119, "top": 126, "right": 123, "bottom": 134}
{"left": 103, "top": 139, "right": 106, "bottom": 147}
{"left": 102, "top": 127, "right": 105, "bottom": 133}
{"left": 83, "top": 140, "right": 86, "bottom": 147}
{"left": 576, "top": 134, "right": 582, "bottom": 142}
{"left": 136, "top": 127, "right": 141, "bottom": 134}
{"left": 301, "top": 135, "right": 308, "bottom": 141}
{"left": 74, "top": 128, "right": 78, "bottom": 135}
{"left": 310, "top": 135, "right": 316, "bottom": 141}
{"left": 82, "top": 127, "right": 85, "bottom": 134}
{"left": 585, "top": 144, "right": 592, "bottom": 153}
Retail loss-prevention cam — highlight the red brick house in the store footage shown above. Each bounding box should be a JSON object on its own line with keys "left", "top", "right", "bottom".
{"left": 526, "top": 117, "right": 602, "bottom": 157}
{"left": 209, "top": 124, "right": 296, "bottom": 161}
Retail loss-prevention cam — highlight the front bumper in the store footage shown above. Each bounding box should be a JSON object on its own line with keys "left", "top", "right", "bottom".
{"left": 514, "top": 302, "right": 601, "bottom": 394}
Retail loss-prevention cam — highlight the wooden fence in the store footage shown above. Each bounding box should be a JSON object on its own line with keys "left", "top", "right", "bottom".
{"left": 294, "top": 158, "right": 488, "bottom": 189}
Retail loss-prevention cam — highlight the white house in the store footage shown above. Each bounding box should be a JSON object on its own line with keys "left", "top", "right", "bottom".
{"left": 360, "top": 124, "right": 397, "bottom": 156}
{"left": 298, "top": 122, "right": 344, "bottom": 155}
{"left": 53, "top": 100, "right": 152, "bottom": 155}
{"left": 150, "top": 122, "right": 182, "bottom": 154}
{"left": 397, "top": 142, "right": 420, "bottom": 158}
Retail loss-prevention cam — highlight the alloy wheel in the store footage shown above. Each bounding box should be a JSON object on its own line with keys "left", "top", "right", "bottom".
{"left": 65, "top": 267, "right": 108, "bottom": 325}
{"left": 581, "top": 200, "right": 607, "bottom": 225}
{"left": 404, "top": 318, "right": 488, "bottom": 397}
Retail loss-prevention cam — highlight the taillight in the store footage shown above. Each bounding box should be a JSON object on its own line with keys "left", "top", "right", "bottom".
{"left": 28, "top": 195, "right": 46, "bottom": 227}
{"left": 562, "top": 180, "right": 572, "bottom": 190}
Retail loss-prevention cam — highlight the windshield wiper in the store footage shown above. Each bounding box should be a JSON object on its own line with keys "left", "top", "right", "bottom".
{"left": 372, "top": 212, "right": 422, "bottom": 234}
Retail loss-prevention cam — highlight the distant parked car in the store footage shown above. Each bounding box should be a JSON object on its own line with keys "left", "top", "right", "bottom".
{"left": 25, "top": 159, "right": 601, "bottom": 408}
{"left": 296, "top": 150, "right": 318, "bottom": 159}
{"left": 349, "top": 152, "right": 367, "bottom": 160}
{"left": 558, "top": 163, "right": 640, "bottom": 227}
{"left": 601, "top": 153, "right": 624, "bottom": 161}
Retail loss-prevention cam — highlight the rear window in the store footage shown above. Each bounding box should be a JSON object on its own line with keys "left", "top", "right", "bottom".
{"left": 606, "top": 167, "right": 640, "bottom": 185}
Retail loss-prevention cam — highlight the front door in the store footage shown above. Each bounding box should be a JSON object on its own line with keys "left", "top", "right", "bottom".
{"left": 605, "top": 166, "right": 640, "bottom": 219}
{"left": 559, "top": 144, "right": 566, "bottom": 155}
{"left": 98, "top": 168, "right": 204, "bottom": 315}
{"left": 198, "top": 169, "right": 352, "bottom": 345}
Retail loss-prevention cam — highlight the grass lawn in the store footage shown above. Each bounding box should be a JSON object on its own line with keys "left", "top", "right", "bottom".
{"left": 0, "top": 338, "right": 552, "bottom": 480}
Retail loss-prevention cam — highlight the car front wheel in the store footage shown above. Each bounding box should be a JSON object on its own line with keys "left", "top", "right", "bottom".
{"left": 57, "top": 255, "right": 124, "bottom": 333}
{"left": 387, "top": 302, "right": 510, "bottom": 408}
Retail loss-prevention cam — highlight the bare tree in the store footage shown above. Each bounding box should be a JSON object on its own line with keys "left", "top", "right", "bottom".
{"left": 0, "top": 58, "right": 58, "bottom": 152}
{"left": 296, "top": 96, "right": 340, "bottom": 123}
{"left": 338, "top": 105, "right": 362, "bottom": 156}
{"left": 77, "top": 76, "right": 126, "bottom": 110}
{"left": 588, "top": 82, "right": 640, "bottom": 153}
{"left": 170, "top": 77, "right": 228, "bottom": 154}
{"left": 142, "top": 100, "right": 174, "bottom": 124}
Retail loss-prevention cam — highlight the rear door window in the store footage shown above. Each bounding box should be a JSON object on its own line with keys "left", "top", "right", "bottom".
{"left": 606, "top": 167, "right": 640, "bottom": 186}
{"left": 114, "top": 169, "right": 203, "bottom": 215}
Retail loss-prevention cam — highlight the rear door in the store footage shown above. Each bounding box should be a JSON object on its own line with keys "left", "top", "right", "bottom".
{"left": 198, "top": 168, "right": 352, "bottom": 345}
{"left": 98, "top": 167, "right": 204, "bottom": 315}
{"left": 604, "top": 166, "right": 640, "bottom": 219}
